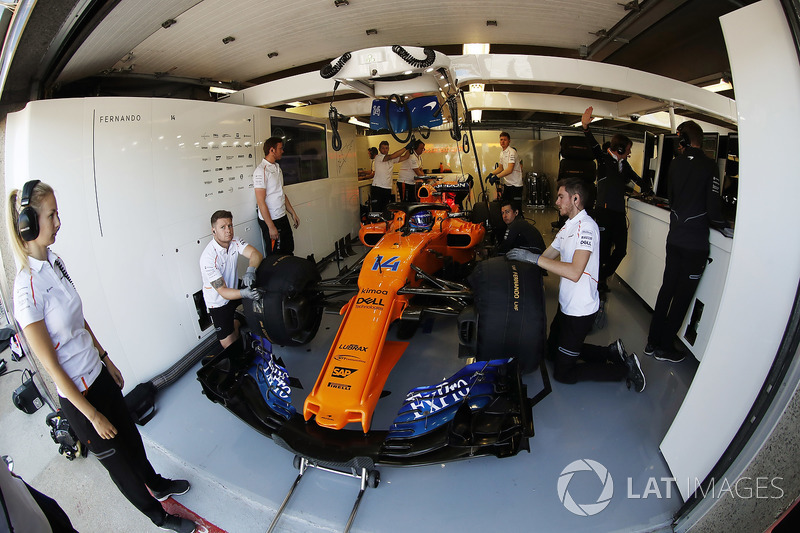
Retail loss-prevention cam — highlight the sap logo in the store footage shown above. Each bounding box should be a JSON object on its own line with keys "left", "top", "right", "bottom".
{"left": 356, "top": 297, "right": 384, "bottom": 306}
{"left": 327, "top": 382, "right": 351, "bottom": 390}
{"left": 371, "top": 255, "right": 401, "bottom": 272}
{"left": 338, "top": 343, "right": 367, "bottom": 352}
{"left": 332, "top": 366, "right": 357, "bottom": 379}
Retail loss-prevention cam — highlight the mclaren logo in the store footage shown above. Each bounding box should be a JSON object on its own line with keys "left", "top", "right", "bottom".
{"left": 332, "top": 366, "right": 357, "bottom": 379}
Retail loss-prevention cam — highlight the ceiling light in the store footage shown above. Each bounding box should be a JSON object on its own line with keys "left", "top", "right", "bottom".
{"left": 222, "top": 36, "right": 235, "bottom": 44}
{"left": 366, "top": 28, "right": 378, "bottom": 36}
{"left": 348, "top": 117, "right": 370, "bottom": 128}
{"left": 209, "top": 86, "right": 237, "bottom": 94}
{"left": 425, "top": 67, "right": 434, "bottom": 73}
{"left": 702, "top": 79, "right": 733, "bottom": 93}
{"left": 469, "top": 83, "right": 484, "bottom": 92}
{"left": 334, "top": 0, "right": 349, "bottom": 6}
{"left": 287, "top": 101, "right": 307, "bottom": 107}
{"left": 403, "top": 70, "right": 413, "bottom": 75}
{"left": 471, "top": 110, "right": 482, "bottom": 122}
{"left": 463, "top": 43, "right": 490, "bottom": 55}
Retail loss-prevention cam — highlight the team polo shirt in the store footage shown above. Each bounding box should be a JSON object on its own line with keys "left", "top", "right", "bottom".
{"left": 398, "top": 153, "right": 422, "bottom": 185}
{"left": 499, "top": 146, "right": 523, "bottom": 187}
{"left": 200, "top": 237, "right": 250, "bottom": 309}
{"left": 253, "top": 158, "right": 286, "bottom": 220}
{"left": 13, "top": 250, "right": 102, "bottom": 396}
{"left": 372, "top": 154, "right": 400, "bottom": 189}
{"left": 551, "top": 209, "right": 600, "bottom": 317}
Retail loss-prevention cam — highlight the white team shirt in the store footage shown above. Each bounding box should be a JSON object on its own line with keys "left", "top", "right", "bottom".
{"left": 253, "top": 158, "right": 286, "bottom": 220}
{"left": 13, "top": 250, "right": 103, "bottom": 396}
{"left": 551, "top": 209, "right": 600, "bottom": 316}
{"left": 200, "top": 237, "right": 250, "bottom": 309}
{"left": 398, "top": 153, "right": 422, "bottom": 184}
{"left": 372, "top": 155, "right": 400, "bottom": 189}
{"left": 499, "top": 146, "right": 523, "bottom": 187}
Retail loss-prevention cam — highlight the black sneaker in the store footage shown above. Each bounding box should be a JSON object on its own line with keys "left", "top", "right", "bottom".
{"left": 158, "top": 514, "right": 196, "bottom": 533}
{"left": 608, "top": 339, "right": 627, "bottom": 364}
{"left": 153, "top": 479, "right": 191, "bottom": 501}
{"left": 653, "top": 349, "right": 685, "bottom": 363}
{"left": 625, "top": 353, "right": 646, "bottom": 393}
{"left": 643, "top": 343, "right": 655, "bottom": 357}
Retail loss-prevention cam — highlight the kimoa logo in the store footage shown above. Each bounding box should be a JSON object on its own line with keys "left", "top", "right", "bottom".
{"left": 558, "top": 459, "right": 614, "bottom": 516}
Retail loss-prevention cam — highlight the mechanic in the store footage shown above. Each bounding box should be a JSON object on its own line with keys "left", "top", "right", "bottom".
{"left": 646, "top": 120, "right": 731, "bottom": 363}
{"left": 253, "top": 136, "right": 300, "bottom": 256}
{"left": 486, "top": 132, "right": 524, "bottom": 208}
{"left": 581, "top": 106, "right": 651, "bottom": 294}
{"left": 398, "top": 140, "right": 426, "bottom": 202}
{"left": 371, "top": 140, "right": 410, "bottom": 212}
{"left": 8, "top": 181, "right": 196, "bottom": 533}
{"left": 507, "top": 177, "right": 646, "bottom": 392}
{"left": 363, "top": 146, "right": 378, "bottom": 180}
{"left": 200, "top": 209, "right": 263, "bottom": 349}
{"left": 496, "top": 199, "right": 546, "bottom": 255}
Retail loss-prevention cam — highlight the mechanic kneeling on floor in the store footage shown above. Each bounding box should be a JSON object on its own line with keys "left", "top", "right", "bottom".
{"left": 506, "top": 177, "right": 646, "bottom": 392}
{"left": 200, "top": 210, "right": 263, "bottom": 349}
{"left": 496, "top": 199, "right": 546, "bottom": 255}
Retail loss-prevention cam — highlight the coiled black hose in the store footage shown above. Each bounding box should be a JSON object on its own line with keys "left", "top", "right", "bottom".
{"left": 447, "top": 95, "right": 461, "bottom": 141}
{"left": 391, "top": 45, "right": 436, "bottom": 68}
{"left": 329, "top": 81, "right": 342, "bottom": 151}
{"left": 387, "top": 94, "right": 412, "bottom": 144}
{"left": 418, "top": 126, "right": 431, "bottom": 139}
{"left": 320, "top": 52, "right": 352, "bottom": 79}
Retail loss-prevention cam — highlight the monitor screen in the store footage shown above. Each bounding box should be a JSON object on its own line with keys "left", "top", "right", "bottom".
{"left": 271, "top": 117, "right": 329, "bottom": 186}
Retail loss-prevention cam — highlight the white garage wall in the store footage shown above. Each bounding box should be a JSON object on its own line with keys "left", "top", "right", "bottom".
{"left": 5, "top": 97, "right": 359, "bottom": 390}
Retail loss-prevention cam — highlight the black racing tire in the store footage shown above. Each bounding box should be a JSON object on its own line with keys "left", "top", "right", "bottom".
{"left": 468, "top": 257, "right": 546, "bottom": 373}
{"left": 243, "top": 255, "right": 322, "bottom": 346}
{"left": 470, "top": 201, "right": 489, "bottom": 226}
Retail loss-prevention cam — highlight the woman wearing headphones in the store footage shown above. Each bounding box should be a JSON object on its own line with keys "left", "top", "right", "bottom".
{"left": 7, "top": 181, "right": 196, "bottom": 533}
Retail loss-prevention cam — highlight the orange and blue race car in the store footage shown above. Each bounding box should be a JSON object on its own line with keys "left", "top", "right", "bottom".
{"left": 198, "top": 189, "right": 550, "bottom": 469}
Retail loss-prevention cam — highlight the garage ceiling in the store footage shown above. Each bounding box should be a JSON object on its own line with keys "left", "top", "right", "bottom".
{"left": 2, "top": 0, "right": 754, "bottom": 130}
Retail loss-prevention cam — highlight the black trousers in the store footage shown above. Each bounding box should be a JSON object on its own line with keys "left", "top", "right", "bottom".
{"left": 648, "top": 244, "right": 708, "bottom": 350}
{"left": 25, "top": 483, "right": 78, "bottom": 533}
{"left": 595, "top": 209, "right": 628, "bottom": 284}
{"left": 60, "top": 366, "right": 168, "bottom": 525}
{"left": 370, "top": 185, "right": 392, "bottom": 213}
{"left": 398, "top": 182, "right": 416, "bottom": 203}
{"left": 258, "top": 214, "right": 295, "bottom": 256}
{"left": 548, "top": 309, "right": 627, "bottom": 384}
{"left": 503, "top": 185, "right": 524, "bottom": 210}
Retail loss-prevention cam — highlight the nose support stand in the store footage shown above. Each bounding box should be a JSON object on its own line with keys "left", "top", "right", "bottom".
{"left": 267, "top": 455, "right": 380, "bottom": 533}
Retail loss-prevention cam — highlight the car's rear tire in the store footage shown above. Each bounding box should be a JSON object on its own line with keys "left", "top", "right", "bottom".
{"left": 468, "top": 257, "right": 546, "bottom": 373}
{"left": 243, "top": 255, "right": 322, "bottom": 346}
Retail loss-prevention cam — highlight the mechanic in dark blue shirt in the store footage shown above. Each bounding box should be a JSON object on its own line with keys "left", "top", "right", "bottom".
{"left": 581, "top": 106, "right": 651, "bottom": 293}
{"left": 496, "top": 199, "right": 545, "bottom": 255}
{"left": 646, "top": 120, "right": 730, "bottom": 363}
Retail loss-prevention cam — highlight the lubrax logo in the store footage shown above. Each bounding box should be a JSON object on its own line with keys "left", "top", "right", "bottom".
{"left": 332, "top": 367, "right": 357, "bottom": 379}
{"left": 338, "top": 343, "right": 367, "bottom": 352}
{"left": 327, "top": 382, "right": 351, "bottom": 390}
{"left": 356, "top": 297, "right": 384, "bottom": 306}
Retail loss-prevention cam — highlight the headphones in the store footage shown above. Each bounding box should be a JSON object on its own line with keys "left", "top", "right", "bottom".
{"left": 18, "top": 180, "right": 41, "bottom": 242}
{"left": 614, "top": 144, "right": 626, "bottom": 155}
{"left": 678, "top": 129, "right": 691, "bottom": 148}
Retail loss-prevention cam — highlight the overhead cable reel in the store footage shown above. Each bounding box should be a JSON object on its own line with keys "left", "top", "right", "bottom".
{"left": 319, "top": 46, "right": 452, "bottom": 151}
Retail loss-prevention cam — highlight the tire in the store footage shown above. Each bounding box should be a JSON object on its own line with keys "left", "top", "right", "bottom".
{"left": 243, "top": 255, "right": 322, "bottom": 346}
{"left": 560, "top": 135, "right": 594, "bottom": 160}
{"left": 470, "top": 201, "right": 490, "bottom": 226}
{"left": 468, "top": 257, "right": 546, "bottom": 373}
{"left": 368, "top": 469, "right": 380, "bottom": 488}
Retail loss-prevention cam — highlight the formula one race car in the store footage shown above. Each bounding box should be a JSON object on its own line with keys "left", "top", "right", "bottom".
{"left": 197, "top": 198, "right": 550, "bottom": 469}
